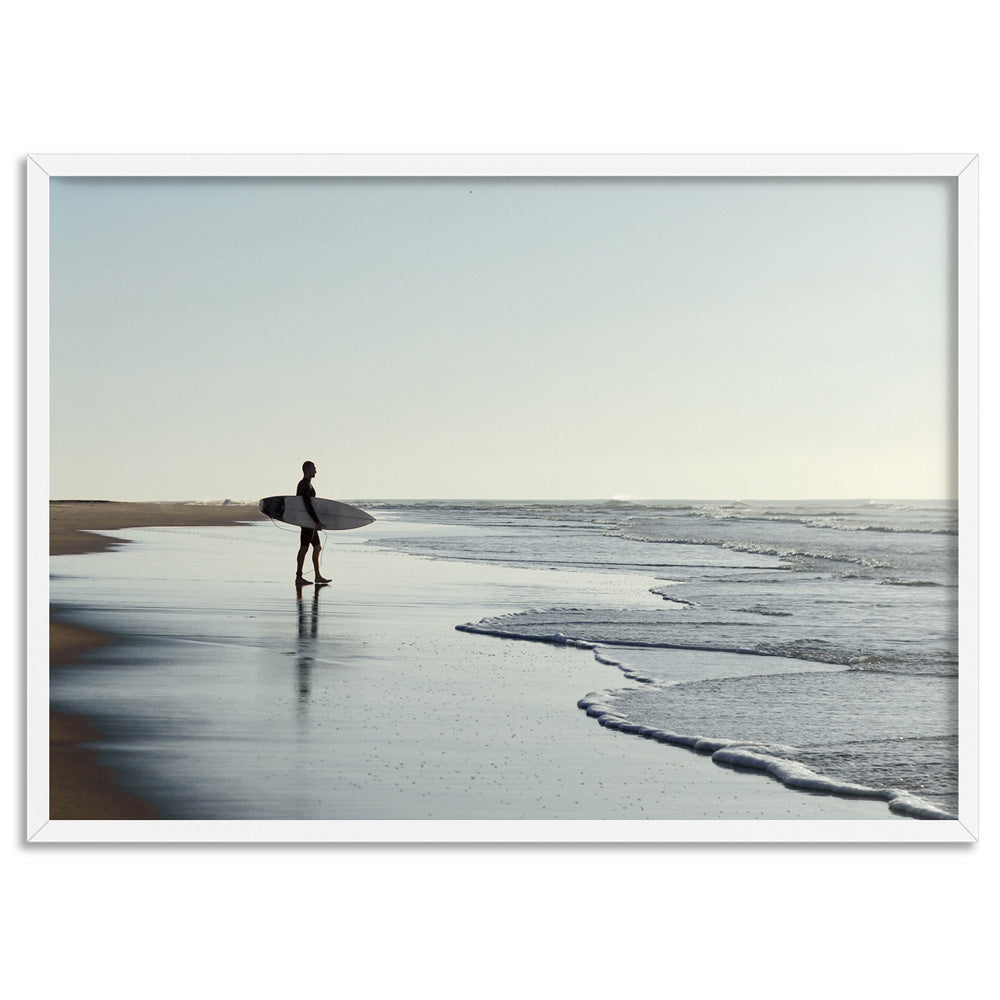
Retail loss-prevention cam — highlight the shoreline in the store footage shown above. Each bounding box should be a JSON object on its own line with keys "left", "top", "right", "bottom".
{"left": 49, "top": 500, "right": 265, "bottom": 556}
{"left": 49, "top": 501, "right": 264, "bottom": 819}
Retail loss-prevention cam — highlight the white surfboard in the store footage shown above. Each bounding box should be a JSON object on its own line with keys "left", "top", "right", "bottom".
{"left": 258, "top": 496, "right": 375, "bottom": 531}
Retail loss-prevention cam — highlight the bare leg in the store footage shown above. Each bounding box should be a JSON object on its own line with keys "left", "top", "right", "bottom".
{"left": 313, "top": 539, "right": 330, "bottom": 584}
{"left": 296, "top": 544, "right": 312, "bottom": 585}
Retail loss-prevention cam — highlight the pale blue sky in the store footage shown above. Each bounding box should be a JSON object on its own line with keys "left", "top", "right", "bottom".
{"left": 49, "top": 176, "right": 956, "bottom": 501}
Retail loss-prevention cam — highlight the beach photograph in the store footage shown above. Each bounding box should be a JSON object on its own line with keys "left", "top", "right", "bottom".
{"left": 33, "top": 162, "right": 971, "bottom": 839}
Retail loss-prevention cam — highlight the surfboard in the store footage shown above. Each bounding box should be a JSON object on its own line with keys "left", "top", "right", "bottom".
{"left": 258, "top": 496, "right": 376, "bottom": 531}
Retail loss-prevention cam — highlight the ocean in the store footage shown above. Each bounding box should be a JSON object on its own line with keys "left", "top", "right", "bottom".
{"left": 48, "top": 498, "right": 959, "bottom": 822}
{"left": 365, "top": 499, "right": 960, "bottom": 819}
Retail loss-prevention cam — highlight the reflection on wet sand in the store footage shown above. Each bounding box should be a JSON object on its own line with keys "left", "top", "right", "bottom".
{"left": 295, "top": 583, "right": 326, "bottom": 713}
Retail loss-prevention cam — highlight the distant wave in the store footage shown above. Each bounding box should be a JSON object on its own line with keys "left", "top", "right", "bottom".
{"left": 803, "top": 520, "right": 956, "bottom": 536}
{"left": 610, "top": 529, "right": 895, "bottom": 572}
{"left": 625, "top": 513, "right": 956, "bottom": 537}
{"left": 184, "top": 498, "right": 249, "bottom": 506}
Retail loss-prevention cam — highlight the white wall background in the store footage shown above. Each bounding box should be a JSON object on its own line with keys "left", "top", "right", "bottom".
{"left": 5, "top": 4, "right": 994, "bottom": 999}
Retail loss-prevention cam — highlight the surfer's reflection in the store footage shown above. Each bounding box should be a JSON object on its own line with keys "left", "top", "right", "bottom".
{"left": 294, "top": 583, "right": 324, "bottom": 712}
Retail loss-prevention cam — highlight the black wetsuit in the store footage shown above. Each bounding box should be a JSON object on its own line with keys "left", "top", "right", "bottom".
{"left": 296, "top": 477, "right": 320, "bottom": 546}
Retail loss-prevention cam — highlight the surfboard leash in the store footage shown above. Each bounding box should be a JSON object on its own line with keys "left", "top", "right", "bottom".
{"left": 263, "top": 514, "right": 331, "bottom": 576}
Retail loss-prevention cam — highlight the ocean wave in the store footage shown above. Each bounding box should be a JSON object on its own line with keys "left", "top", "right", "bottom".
{"left": 457, "top": 610, "right": 957, "bottom": 677}
{"left": 865, "top": 500, "right": 957, "bottom": 513}
{"left": 804, "top": 519, "right": 957, "bottom": 536}
{"left": 611, "top": 528, "right": 894, "bottom": 572}
{"left": 456, "top": 618, "right": 833, "bottom": 667}
{"left": 847, "top": 656, "right": 957, "bottom": 677}
{"left": 575, "top": 692, "right": 958, "bottom": 821}
{"left": 618, "top": 505, "right": 957, "bottom": 538}
{"left": 648, "top": 587, "right": 698, "bottom": 607}
{"left": 601, "top": 498, "right": 652, "bottom": 510}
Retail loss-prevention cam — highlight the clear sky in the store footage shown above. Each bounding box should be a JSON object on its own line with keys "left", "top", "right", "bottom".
{"left": 48, "top": 175, "right": 956, "bottom": 501}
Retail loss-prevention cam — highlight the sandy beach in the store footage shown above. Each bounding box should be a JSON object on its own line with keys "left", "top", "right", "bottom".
{"left": 48, "top": 501, "right": 264, "bottom": 819}
{"left": 41, "top": 501, "right": 914, "bottom": 835}
{"left": 49, "top": 500, "right": 265, "bottom": 556}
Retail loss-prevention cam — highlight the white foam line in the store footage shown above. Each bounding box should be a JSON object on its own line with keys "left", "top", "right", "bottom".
{"left": 456, "top": 621, "right": 782, "bottom": 660}
{"left": 574, "top": 691, "right": 957, "bottom": 821}
{"left": 711, "top": 747, "right": 958, "bottom": 821}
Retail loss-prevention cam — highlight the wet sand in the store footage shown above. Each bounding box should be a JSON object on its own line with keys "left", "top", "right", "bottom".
{"left": 48, "top": 501, "right": 264, "bottom": 819}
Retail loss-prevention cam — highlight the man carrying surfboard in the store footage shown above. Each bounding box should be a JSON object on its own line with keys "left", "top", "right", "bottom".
{"left": 295, "top": 460, "right": 331, "bottom": 587}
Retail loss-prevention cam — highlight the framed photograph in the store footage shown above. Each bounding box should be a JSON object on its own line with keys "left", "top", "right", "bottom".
{"left": 27, "top": 154, "right": 978, "bottom": 843}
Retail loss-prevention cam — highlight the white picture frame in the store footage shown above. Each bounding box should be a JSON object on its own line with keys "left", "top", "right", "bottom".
{"left": 26, "top": 153, "right": 979, "bottom": 844}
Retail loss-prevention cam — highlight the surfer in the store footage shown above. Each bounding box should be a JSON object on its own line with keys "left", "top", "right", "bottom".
{"left": 295, "top": 460, "right": 330, "bottom": 587}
